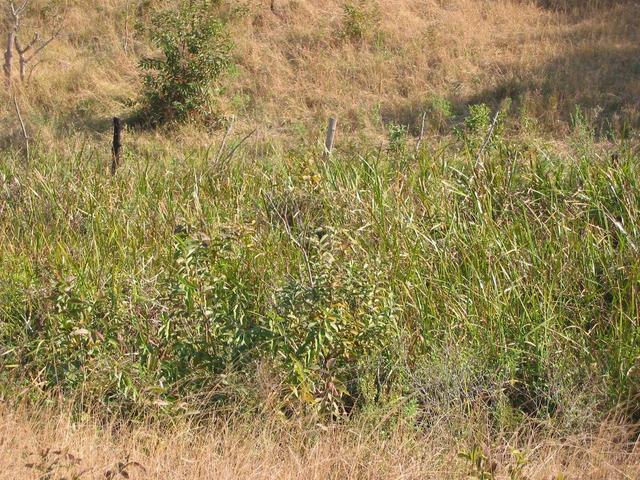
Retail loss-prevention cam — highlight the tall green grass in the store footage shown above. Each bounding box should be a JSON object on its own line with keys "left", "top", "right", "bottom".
{"left": 1, "top": 114, "right": 639, "bottom": 432}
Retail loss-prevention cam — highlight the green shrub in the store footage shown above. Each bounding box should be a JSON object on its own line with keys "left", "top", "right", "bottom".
{"left": 426, "top": 95, "right": 454, "bottom": 132}
{"left": 387, "top": 123, "right": 408, "bottom": 154}
{"left": 139, "top": 0, "right": 233, "bottom": 124}
{"left": 464, "top": 104, "right": 492, "bottom": 136}
{"left": 340, "top": 1, "right": 381, "bottom": 44}
{"left": 265, "top": 231, "right": 399, "bottom": 414}
{"left": 153, "top": 234, "right": 259, "bottom": 384}
{"left": 455, "top": 103, "right": 505, "bottom": 153}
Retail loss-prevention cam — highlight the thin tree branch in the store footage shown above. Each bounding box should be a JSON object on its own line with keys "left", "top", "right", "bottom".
{"left": 25, "top": 58, "right": 44, "bottom": 82}
{"left": 15, "top": 33, "right": 39, "bottom": 55}
{"left": 25, "top": 28, "right": 61, "bottom": 63}
{"left": 10, "top": 1, "right": 29, "bottom": 19}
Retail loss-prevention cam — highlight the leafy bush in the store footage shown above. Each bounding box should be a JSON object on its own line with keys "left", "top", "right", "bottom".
{"left": 139, "top": 0, "right": 233, "bottom": 124}
{"left": 340, "top": 1, "right": 381, "bottom": 44}
{"left": 464, "top": 104, "right": 492, "bottom": 136}
{"left": 387, "top": 123, "right": 408, "bottom": 154}
{"left": 265, "top": 231, "right": 399, "bottom": 414}
{"left": 153, "top": 234, "right": 259, "bottom": 385}
{"left": 426, "top": 95, "right": 454, "bottom": 132}
{"left": 455, "top": 103, "right": 505, "bottom": 153}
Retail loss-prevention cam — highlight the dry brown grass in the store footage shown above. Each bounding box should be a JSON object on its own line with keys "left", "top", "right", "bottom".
{"left": 1, "top": 0, "right": 638, "bottom": 153}
{"left": 1, "top": 404, "right": 639, "bottom": 479}
{"left": 232, "top": 0, "right": 640, "bottom": 136}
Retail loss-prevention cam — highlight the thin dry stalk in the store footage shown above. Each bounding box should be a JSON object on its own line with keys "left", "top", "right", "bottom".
{"left": 12, "top": 91, "right": 29, "bottom": 161}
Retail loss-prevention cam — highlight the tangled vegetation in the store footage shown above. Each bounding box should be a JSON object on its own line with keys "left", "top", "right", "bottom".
{"left": 1, "top": 109, "right": 639, "bottom": 433}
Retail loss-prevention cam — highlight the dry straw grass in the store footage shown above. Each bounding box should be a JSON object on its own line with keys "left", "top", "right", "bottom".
{"left": 1, "top": 405, "right": 640, "bottom": 479}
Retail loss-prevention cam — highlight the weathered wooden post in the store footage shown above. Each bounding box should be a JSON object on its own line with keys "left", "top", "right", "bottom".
{"left": 111, "top": 117, "right": 122, "bottom": 175}
{"left": 324, "top": 117, "right": 337, "bottom": 156}
{"left": 416, "top": 111, "right": 427, "bottom": 152}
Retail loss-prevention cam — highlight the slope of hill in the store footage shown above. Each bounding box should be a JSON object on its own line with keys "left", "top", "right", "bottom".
{"left": 0, "top": 0, "right": 638, "bottom": 152}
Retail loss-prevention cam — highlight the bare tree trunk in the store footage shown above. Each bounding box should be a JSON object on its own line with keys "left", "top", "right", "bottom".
{"left": 18, "top": 54, "right": 25, "bottom": 81}
{"left": 18, "top": 48, "right": 27, "bottom": 82}
{"left": 3, "top": 30, "right": 15, "bottom": 86}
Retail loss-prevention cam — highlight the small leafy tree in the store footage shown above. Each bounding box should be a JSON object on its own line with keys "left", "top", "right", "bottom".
{"left": 340, "top": 1, "right": 381, "bottom": 44}
{"left": 139, "top": 0, "right": 233, "bottom": 124}
{"left": 387, "top": 122, "right": 408, "bottom": 154}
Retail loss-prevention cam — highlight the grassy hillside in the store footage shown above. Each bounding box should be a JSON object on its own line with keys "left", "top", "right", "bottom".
{"left": 0, "top": 0, "right": 638, "bottom": 153}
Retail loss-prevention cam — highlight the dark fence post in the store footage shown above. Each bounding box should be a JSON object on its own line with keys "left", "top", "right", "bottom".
{"left": 111, "top": 117, "right": 123, "bottom": 175}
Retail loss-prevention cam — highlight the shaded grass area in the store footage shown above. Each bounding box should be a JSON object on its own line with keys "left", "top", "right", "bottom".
{"left": 1, "top": 115, "right": 640, "bottom": 437}
{"left": 463, "top": 3, "right": 640, "bottom": 136}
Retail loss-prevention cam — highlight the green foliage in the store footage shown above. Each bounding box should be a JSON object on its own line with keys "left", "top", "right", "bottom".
{"left": 508, "top": 449, "right": 530, "bottom": 480}
{"left": 340, "top": 1, "right": 381, "bottom": 44}
{"left": 139, "top": 0, "right": 234, "bottom": 124}
{"left": 387, "top": 123, "right": 408, "bottom": 154}
{"left": 265, "top": 231, "right": 399, "bottom": 413}
{"left": 425, "top": 95, "right": 454, "bottom": 132}
{"left": 455, "top": 103, "right": 506, "bottom": 154}
{"left": 459, "top": 446, "right": 496, "bottom": 480}
{"left": 465, "top": 103, "right": 492, "bottom": 135}
{"left": 459, "top": 447, "right": 531, "bottom": 480}
{"left": 2, "top": 119, "right": 640, "bottom": 430}
{"left": 153, "top": 233, "right": 259, "bottom": 383}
